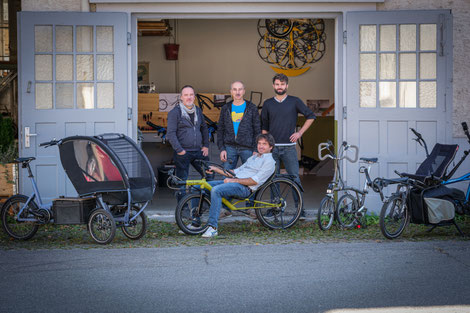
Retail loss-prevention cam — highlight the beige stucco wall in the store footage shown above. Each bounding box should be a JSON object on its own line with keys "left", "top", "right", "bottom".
{"left": 378, "top": 0, "right": 470, "bottom": 137}
{"left": 139, "top": 19, "right": 335, "bottom": 107}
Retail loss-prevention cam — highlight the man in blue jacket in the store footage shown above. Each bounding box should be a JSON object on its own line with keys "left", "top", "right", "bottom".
{"left": 167, "top": 85, "right": 210, "bottom": 202}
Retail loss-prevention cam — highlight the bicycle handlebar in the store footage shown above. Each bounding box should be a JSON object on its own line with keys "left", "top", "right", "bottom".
{"left": 343, "top": 144, "right": 359, "bottom": 163}
{"left": 462, "top": 122, "right": 470, "bottom": 142}
{"left": 409, "top": 127, "right": 429, "bottom": 157}
{"left": 318, "top": 141, "right": 334, "bottom": 161}
{"left": 39, "top": 139, "right": 59, "bottom": 147}
{"left": 318, "top": 141, "right": 358, "bottom": 163}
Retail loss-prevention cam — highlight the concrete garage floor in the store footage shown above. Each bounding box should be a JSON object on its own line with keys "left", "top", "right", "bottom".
{"left": 145, "top": 175, "right": 332, "bottom": 220}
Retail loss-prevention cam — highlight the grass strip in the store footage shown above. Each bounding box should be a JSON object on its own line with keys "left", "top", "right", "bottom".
{"left": 1, "top": 214, "right": 470, "bottom": 250}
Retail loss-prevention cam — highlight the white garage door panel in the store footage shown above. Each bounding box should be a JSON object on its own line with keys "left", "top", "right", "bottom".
{"left": 346, "top": 10, "right": 452, "bottom": 213}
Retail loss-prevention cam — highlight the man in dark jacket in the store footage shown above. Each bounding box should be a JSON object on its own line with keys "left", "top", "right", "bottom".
{"left": 167, "top": 85, "right": 210, "bottom": 202}
{"left": 217, "top": 81, "right": 261, "bottom": 170}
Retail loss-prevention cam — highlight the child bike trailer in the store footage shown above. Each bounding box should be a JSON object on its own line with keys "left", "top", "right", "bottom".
{"left": 59, "top": 133, "right": 156, "bottom": 244}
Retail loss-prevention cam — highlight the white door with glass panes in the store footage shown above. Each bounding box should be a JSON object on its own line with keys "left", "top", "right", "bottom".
{"left": 18, "top": 12, "right": 128, "bottom": 201}
{"left": 345, "top": 10, "right": 452, "bottom": 212}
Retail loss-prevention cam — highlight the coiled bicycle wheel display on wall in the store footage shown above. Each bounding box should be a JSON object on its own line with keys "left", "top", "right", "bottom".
{"left": 257, "top": 19, "right": 326, "bottom": 76}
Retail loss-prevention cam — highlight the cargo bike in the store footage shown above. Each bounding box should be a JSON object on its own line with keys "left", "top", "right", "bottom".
{"left": 375, "top": 122, "right": 470, "bottom": 239}
{"left": 1, "top": 134, "right": 156, "bottom": 244}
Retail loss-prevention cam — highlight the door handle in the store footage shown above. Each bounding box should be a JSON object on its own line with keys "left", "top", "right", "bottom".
{"left": 25, "top": 127, "right": 37, "bottom": 148}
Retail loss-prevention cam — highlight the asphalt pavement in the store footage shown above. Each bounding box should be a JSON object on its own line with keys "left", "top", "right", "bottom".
{"left": 1, "top": 241, "right": 470, "bottom": 313}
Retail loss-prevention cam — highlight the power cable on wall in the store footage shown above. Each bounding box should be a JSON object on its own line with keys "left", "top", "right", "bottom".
{"left": 174, "top": 19, "right": 179, "bottom": 93}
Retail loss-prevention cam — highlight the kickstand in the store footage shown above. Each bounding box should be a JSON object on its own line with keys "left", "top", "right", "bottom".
{"left": 453, "top": 220, "right": 465, "bottom": 236}
{"left": 427, "top": 225, "right": 437, "bottom": 233}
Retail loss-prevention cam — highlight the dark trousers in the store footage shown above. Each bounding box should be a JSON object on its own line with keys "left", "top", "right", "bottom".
{"left": 173, "top": 150, "right": 212, "bottom": 202}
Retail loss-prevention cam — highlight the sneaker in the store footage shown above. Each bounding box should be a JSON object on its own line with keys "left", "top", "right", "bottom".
{"left": 202, "top": 226, "right": 218, "bottom": 238}
{"left": 299, "top": 210, "right": 307, "bottom": 221}
{"left": 219, "top": 209, "right": 232, "bottom": 220}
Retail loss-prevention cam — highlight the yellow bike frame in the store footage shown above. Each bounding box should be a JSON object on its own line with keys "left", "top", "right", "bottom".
{"left": 184, "top": 179, "right": 280, "bottom": 211}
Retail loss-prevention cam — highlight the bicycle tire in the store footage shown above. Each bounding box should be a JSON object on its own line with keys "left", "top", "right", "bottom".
{"left": 121, "top": 206, "right": 147, "bottom": 240}
{"left": 1, "top": 194, "right": 39, "bottom": 240}
{"left": 175, "top": 193, "right": 211, "bottom": 235}
{"left": 336, "top": 193, "right": 357, "bottom": 229}
{"left": 255, "top": 178, "right": 302, "bottom": 229}
{"left": 317, "top": 196, "right": 335, "bottom": 231}
{"left": 379, "top": 194, "right": 410, "bottom": 239}
{"left": 159, "top": 99, "right": 168, "bottom": 111}
{"left": 88, "top": 208, "right": 116, "bottom": 244}
{"left": 266, "top": 19, "right": 293, "bottom": 38}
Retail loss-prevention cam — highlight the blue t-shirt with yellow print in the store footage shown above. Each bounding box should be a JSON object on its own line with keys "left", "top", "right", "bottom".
{"left": 231, "top": 101, "right": 246, "bottom": 136}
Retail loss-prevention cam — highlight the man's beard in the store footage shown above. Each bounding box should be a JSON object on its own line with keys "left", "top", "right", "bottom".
{"left": 274, "top": 88, "right": 287, "bottom": 95}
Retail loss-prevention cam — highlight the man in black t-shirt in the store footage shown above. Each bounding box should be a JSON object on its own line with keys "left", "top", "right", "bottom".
{"left": 261, "top": 73, "right": 316, "bottom": 219}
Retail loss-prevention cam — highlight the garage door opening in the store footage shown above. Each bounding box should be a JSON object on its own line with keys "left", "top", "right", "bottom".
{"left": 136, "top": 18, "right": 336, "bottom": 212}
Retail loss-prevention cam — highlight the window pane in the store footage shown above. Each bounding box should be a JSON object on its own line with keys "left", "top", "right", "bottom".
{"left": 379, "top": 82, "right": 396, "bottom": 108}
{"left": 97, "top": 83, "right": 114, "bottom": 108}
{"left": 56, "top": 83, "right": 74, "bottom": 109}
{"left": 360, "top": 25, "right": 376, "bottom": 52}
{"left": 400, "top": 24, "right": 416, "bottom": 51}
{"left": 360, "top": 82, "right": 376, "bottom": 108}
{"left": 35, "top": 55, "right": 52, "bottom": 80}
{"left": 399, "top": 82, "right": 416, "bottom": 108}
{"left": 35, "top": 83, "right": 52, "bottom": 109}
{"left": 77, "top": 83, "right": 94, "bottom": 109}
{"left": 380, "top": 25, "right": 396, "bottom": 51}
{"left": 77, "top": 26, "right": 93, "bottom": 52}
{"left": 360, "top": 54, "right": 376, "bottom": 80}
{"left": 55, "top": 26, "right": 73, "bottom": 52}
{"left": 97, "top": 26, "right": 113, "bottom": 53}
{"left": 56, "top": 55, "right": 73, "bottom": 81}
{"left": 420, "top": 53, "right": 436, "bottom": 79}
{"left": 77, "top": 55, "right": 94, "bottom": 81}
{"left": 380, "top": 53, "right": 396, "bottom": 80}
{"left": 420, "top": 24, "right": 436, "bottom": 51}
{"left": 35, "top": 26, "right": 52, "bottom": 52}
{"left": 399, "top": 53, "right": 416, "bottom": 79}
{"left": 97, "top": 55, "right": 114, "bottom": 81}
{"left": 419, "top": 81, "right": 436, "bottom": 108}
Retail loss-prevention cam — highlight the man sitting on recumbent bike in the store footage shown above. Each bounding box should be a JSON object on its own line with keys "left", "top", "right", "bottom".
{"left": 202, "top": 134, "right": 276, "bottom": 238}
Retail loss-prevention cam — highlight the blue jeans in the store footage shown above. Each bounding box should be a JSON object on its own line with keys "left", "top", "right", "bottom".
{"left": 272, "top": 145, "right": 302, "bottom": 187}
{"left": 223, "top": 145, "right": 253, "bottom": 170}
{"left": 173, "top": 150, "right": 212, "bottom": 202}
{"left": 207, "top": 180, "right": 251, "bottom": 229}
{"left": 272, "top": 145, "right": 302, "bottom": 211}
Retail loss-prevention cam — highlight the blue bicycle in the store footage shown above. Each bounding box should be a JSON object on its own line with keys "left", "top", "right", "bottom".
{"left": 440, "top": 122, "right": 470, "bottom": 214}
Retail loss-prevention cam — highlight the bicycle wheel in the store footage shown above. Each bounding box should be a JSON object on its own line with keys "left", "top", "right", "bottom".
{"left": 266, "top": 19, "right": 293, "bottom": 38}
{"left": 336, "top": 193, "right": 357, "bottom": 229}
{"left": 379, "top": 194, "right": 410, "bottom": 239}
{"left": 255, "top": 178, "right": 302, "bottom": 229}
{"left": 1, "top": 194, "right": 39, "bottom": 240}
{"left": 121, "top": 206, "right": 147, "bottom": 240}
{"left": 317, "top": 196, "right": 335, "bottom": 231}
{"left": 159, "top": 99, "right": 168, "bottom": 111}
{"left": 175, "top": 193, "right": 211, "bottom": 235}
{"left": 88, "top": 209, "right": 116, "bottom": 244}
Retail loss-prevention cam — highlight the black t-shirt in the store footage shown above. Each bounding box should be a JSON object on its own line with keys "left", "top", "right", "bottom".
{"left": 261, "top": 95, "right": 316, "bottom": 144}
